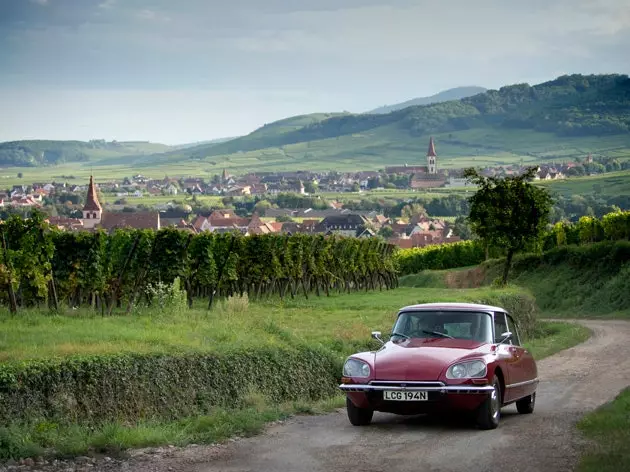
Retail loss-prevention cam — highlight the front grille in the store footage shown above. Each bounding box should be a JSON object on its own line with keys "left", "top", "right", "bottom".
{"left": 369, "top": 380, "right": 445, "bottom": 388}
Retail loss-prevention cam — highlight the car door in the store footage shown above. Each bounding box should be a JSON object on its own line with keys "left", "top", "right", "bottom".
{"left": 505, "top": 314, "right": 537, "bottom": 400}
{"left": 493, "top": 311, "right": 521, "bottom": 403}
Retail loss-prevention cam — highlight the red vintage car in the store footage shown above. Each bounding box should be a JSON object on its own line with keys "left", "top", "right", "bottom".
{"left": 339, "top": 303, "right": 538, "bottom": 429}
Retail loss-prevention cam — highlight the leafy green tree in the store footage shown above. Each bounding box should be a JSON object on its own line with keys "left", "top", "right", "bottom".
{"left": 463, "top": 167, "right": 553, "bottom": 284}
{"left": 253, "top": 200, "right": 272, "bottom": 216}
{"left": 17, "top": 172, "right": 23, "bottom": 179}
{"left": 304, "top": 180, "right": 319, "bottom": 194}
{"left": 401, "top": 203, "right": 427, "bottom": 220}
{"left": 378, "top": 226, "right": 394, "bottom": 238}
{"left": 452, "top": 216, "right": 472, "bottom": 240}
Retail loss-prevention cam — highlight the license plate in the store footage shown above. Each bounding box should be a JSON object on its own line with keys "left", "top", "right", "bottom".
{"left": 383, "top": 390, "right": 428, "bottom": 401}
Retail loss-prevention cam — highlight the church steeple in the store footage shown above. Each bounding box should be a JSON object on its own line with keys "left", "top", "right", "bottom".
{"left": 426, "top": 137, "right": 437, "bottom": 174}
{"left": 82, "top": 175, "right": 103, "bottom": 229}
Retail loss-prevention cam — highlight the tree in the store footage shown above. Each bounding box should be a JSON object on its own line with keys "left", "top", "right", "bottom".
{"left": 378, "top": 226, "right": 394, "bottom": 238}
{"left": 304, "top": 180, "right": 319, "bottom": 194}
{"left": 17, "top": 172, "right": 23, "bottom": 179}
{"left": 463, "top": 167, "right": 552, "bottom": 284}
{"left": 253, "top": 200, "right": 272, "bottom": 216}
{"left": 453, "top": 216, "right": 472, "bottom": 240}
{"left": 351, "top": 183, "right": 360, "bottom": 192}
{"left": 401, "top": 203, "right": 427, "bottom": 220}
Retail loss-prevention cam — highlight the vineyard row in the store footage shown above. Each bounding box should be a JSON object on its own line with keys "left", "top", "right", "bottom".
{"left": 0, "top": 213, "right": 398, "bottom": 313}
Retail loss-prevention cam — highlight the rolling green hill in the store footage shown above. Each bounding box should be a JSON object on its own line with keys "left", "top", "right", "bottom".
{"left": 0, "top": 140, "right": 172, "bottom": 167}
{"left": 367, "top": 86, "right": 487, "bottom": 114}
{"left": 137, "top": 74, "right": 630, "bottom": 174}
{"left": 2, "top": 74, "right": 629, "bottom": 176}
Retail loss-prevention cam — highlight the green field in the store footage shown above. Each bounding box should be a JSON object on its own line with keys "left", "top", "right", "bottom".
{"left": 541, "top": 170, "right": 630, "bottom": 197}
{"left": 0, "top": 286, "right": 537, "bottom": 363}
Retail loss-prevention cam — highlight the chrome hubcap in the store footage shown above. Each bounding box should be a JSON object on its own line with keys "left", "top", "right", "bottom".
{"left": 490, "top": 385, "right": 500, "bottom": 421}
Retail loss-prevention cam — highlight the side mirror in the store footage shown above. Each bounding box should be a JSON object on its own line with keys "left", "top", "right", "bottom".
{"left": 498, "top": 331, "right": 513, "bottom": 344}
{"left": 371, "top": 331, "right": 384, "bottom": 345}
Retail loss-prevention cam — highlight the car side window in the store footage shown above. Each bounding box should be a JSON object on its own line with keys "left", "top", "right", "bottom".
{"left": 493, "top": 312, "right": 509, "bottom": 344}
{"left": 506, "top": 314, "right": 521, "bottom": 346}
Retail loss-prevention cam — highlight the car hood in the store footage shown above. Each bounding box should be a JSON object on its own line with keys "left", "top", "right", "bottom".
{"left": 373, "top": 338, "right": 487, "bottom": 381}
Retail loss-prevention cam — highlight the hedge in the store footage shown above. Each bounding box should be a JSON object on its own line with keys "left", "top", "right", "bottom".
{"left": 0, "top": 346, "right": 340, "bottom": 425}
{"left": 394, "top": 240, "right": 487, "bottom": 275}
{"left": 395, "top": 210, "right": 630, "bottom": 276}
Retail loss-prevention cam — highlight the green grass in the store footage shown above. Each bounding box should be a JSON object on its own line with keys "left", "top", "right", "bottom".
{"left": 540, "top": 170, "right": 630, "bottom": 197}
{"left": 0, "top": 395, "right": 345, "bottom": 459}
{"left": 577, "top": 388, "right": 630, "bottom": 472}
{"left": 524, "top": 321, "right": 591, "bottom": 359}
{"left": 0, "top": 287, "right": 534, "bottom": 362}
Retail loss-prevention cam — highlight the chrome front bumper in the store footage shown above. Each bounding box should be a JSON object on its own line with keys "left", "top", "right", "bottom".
{"left": 339, "top": 380, "right": 494, "bottom": 394}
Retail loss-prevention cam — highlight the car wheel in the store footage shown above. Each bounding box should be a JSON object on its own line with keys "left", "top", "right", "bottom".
{"left": 516, "top": 392, "right": 536, "bottom": 414}
{"left": 476, "top": 375, "right": 501, "bottom": 430}
{"left": 346, "top": 397, "right": 374, "bottom": 426}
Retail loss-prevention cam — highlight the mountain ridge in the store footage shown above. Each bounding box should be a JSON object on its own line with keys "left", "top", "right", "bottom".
{"left": 367, "top": 86, "right": 487, "bottom": 114}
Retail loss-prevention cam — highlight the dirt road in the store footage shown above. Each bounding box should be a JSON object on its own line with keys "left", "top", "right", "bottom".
{"left": 8, "top": 320, "right": 630, "bottom": 472}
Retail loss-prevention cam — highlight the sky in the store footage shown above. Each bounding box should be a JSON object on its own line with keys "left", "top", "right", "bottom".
{"left": 0, "top": 0, "right": 629, "bottom": 144}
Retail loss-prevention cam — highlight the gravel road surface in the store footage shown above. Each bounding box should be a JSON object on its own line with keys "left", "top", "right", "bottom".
{"left": 4, "top": 320, "right": 630, "bottom": 472}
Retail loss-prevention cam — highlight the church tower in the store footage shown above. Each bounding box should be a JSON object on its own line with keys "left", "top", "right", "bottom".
{"left": 427, "top": 136, "right": 437, "bottom": 174}
{"left": 82, "top": 175, "right": 102, "bottom": 229}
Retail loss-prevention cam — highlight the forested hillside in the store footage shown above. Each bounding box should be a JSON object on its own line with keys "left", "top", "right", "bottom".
{"left": 367, "top": 86, "right": 487, "bottom": 114}
{"left": 0, "top": 140, "right": 172, "bottom": 167}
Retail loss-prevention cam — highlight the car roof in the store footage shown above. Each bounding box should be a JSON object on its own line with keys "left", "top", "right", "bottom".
{"left": 398, "top": 302, "right": 505, "bottom": 313}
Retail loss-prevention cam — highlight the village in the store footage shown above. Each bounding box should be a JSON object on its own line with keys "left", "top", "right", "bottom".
{"left": 0, "top": 138, "right": 611, "bottom": 249}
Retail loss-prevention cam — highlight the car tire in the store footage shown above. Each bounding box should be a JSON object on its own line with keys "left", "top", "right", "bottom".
{"left": 516, "top": 392, "right": 536, "bottom": 414}
{"left": 476, "top": 375, "right": 501, "bottom": 430}
{"left": 346, "top": 397, "right": 374, "bottom": 426}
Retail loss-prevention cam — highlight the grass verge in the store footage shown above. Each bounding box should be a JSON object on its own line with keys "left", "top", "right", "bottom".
{"left": 0, "top": 395, "right": 345, "bottom": 460}
{"left": 524, "top": 321, "right": 591, "bottom": 360}
{"left": 577, "top": 388, "right": 630, "bottom": 472}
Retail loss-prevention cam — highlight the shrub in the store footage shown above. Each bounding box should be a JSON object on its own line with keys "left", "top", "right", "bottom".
{"left": 0, "top": 346, "right": 340, "bottom": 426}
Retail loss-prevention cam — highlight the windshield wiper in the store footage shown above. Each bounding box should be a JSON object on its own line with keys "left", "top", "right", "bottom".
{"left": 422, "top": 329, "right": 453, "bottom": 339}
{"left": 390, "top": 332, "right": 410, "bottom": 340}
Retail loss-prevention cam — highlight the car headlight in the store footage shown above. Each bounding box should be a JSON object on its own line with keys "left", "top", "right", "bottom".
{"left": 343, "top": 358, "right": 371, "bottom": 378}
{"left": 446, "top": 360, "right": 487, "bottom": 379}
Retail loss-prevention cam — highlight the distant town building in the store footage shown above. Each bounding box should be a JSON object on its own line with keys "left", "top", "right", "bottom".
{"left": 81, "top": 175, "right": 160, "bottom": 232}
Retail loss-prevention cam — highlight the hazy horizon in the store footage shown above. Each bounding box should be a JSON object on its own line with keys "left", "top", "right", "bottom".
{"left": 1, "top": 0, "right": 629, "bottom": 144}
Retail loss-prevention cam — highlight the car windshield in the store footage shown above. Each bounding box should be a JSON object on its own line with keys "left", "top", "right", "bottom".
{"left": 392, "top": 311, "right": 493, "bottom": 343}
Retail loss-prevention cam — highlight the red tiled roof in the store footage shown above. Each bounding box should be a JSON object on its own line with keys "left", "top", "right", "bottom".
{"left": 192, "top": 215, "right": 207, "bottom": 231}
{"left": 99, "top": 212, "right": 159, "bottom": 231}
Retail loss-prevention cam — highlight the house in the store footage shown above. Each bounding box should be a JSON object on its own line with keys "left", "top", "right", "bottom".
{"left": 315, "top": 214, "right": 371, "bottom": 237}
{"left": 226, "top": 185, "right": 251, "bottom": 197}
{"left": 248, "top": 214, "right": 283, "bottom": 235}
{"left": 80, "top": 175, "right": 160, "bottom": 232}
{"left": 249, "top": 183, "right": 268, "bottom": 195}
{"left": 193, "top": 210, "right": 249, "bottom": 233}
{"left": 47, "top": 216, "right": 84, "bottom": 231}
{"left": 165, "top": 184, "right": 178, "bottom": 195}
{"left": 186, "top": 184, "right": 204, "bottom": 195}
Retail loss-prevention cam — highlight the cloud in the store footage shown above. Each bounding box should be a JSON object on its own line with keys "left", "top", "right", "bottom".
{"left": 0, "top": 0, "right": 629, "bottom": 142}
